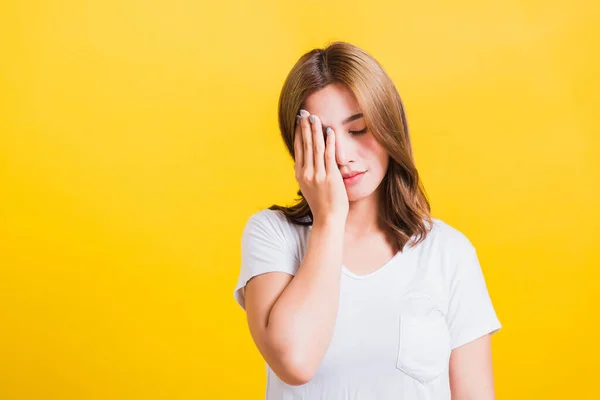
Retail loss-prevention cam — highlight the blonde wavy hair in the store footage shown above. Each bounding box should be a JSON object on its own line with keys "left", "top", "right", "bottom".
{"left": 269, "top": 41, "right": 433, "bottom": 250}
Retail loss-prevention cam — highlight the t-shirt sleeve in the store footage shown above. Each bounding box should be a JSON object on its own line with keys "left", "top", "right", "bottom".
{"left": 233, "top": 210, "right": 300, "bottom": 311}
{"left": 446, "top": 244, "right": 502, "bottom": 350}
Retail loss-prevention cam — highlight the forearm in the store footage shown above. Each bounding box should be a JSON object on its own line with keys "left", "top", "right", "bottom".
{"left": 267, "top": 218, "right": 344, "bottom": 378}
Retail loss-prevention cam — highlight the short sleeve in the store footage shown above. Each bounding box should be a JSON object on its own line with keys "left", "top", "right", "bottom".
{"left": 446, "top": 244, "right": 502, "bottom": 350}
{"left": 233, "top": 210, "right": 300, "bottom": 311}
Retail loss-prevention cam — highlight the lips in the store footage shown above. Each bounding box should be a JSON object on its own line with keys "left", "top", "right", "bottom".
{"left": 342, "top": 171, "right": 364, "bottom": 179}
{"left": 342, "top": 171, "right": 365, "bottom": 179}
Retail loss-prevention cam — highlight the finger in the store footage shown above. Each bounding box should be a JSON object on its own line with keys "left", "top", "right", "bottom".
{"left": 300, "top": 110, "right": 313, "bottom": 176}
{"left": 310, "top": 114, "right": 325, "bottom": 177}
{"left": 325, "top": 127, "right": 337, "bottom": 174}
{"left": 293, "top": 114, "right": 303, "bottom": 172}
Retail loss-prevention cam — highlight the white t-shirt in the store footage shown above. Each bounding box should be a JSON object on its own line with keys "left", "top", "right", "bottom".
{"left": 233, "top": 208, "right": 502, "bottom": 400}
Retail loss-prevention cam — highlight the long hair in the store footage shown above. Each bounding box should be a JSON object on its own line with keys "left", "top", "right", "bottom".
{"left": 269, "top": 41, "right": 433, "bottom": 251}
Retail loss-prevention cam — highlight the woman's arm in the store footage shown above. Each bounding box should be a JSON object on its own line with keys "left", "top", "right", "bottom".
{"left": 245, "top": 218, "right": 345, "bottom": 385}
{"left": 449, "top": 333, "right": 497, "bottom": 399}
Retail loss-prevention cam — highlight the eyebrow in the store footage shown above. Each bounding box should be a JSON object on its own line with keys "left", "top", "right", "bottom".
{"left": 322, "top": 113, "right": 363, "bottom": 131}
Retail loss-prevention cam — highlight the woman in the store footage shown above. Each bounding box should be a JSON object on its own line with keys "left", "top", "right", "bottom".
{"left": 233, "top": 41, "right": 502, "bottom": 399}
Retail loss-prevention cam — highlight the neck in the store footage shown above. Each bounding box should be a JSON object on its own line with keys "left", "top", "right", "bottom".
{"left": 344, "top": 189, "right": 383, "bottom": 240}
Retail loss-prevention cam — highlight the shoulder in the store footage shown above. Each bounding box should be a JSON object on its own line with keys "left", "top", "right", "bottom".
{"left": 246, "top": 208, "right": 296, "bottom": 232}
{"left": 424, "top": 217, "right": 477, "bottom": 259}
{"left": 243, "top": 208, "right": 304, "bottom": 246}
{"left": 243, "top": 208, "right": 285, "bottom": 238}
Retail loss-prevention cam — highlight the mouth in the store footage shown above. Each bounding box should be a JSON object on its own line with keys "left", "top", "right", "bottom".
{"left": 342, "top": 171, "right": 364, "bottom": 179}
{"left": 342, "top": 171, "right": 366, "bottom": 185}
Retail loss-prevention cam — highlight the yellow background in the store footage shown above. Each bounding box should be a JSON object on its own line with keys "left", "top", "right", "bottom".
{"left": 1, "top": 0, "right": 598, "bottom": 398}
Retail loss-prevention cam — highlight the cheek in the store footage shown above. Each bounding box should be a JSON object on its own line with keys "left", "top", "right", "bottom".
{"left": 359, "top": 138, "right": 389, "bottom": 172}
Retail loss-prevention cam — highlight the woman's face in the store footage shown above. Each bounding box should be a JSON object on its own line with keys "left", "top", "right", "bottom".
{"left": 302, "top": 82, "right": 389, "bottom": 202}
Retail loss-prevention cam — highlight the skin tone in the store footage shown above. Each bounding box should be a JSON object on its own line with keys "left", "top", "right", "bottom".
{"left": 301, "top": 82, "right": 497, "bottom": 398}
{"left": 450, "top": 335, "right": 497, "bottom": 399}
{"left": 301, "top": 82, "right": 392, "bottom": 243}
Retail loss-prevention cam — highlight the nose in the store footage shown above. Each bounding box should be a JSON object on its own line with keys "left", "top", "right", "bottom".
{"left": 335, "top": 130, "right": 354, "bottom": 167}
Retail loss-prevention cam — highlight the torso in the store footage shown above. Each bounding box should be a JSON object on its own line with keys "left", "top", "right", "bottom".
{"left": 239, "top": 209, "right": 502, "bottom": 399}
{"left": 343, "top": 230, "right": 400, "bottom": 276}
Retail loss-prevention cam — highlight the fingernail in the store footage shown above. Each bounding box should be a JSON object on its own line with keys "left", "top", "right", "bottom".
{"left": 299, "top": 109, "right": 308, "bottom": 117}
{"left": 326, "top": 127, "right": 333, "bottom": 135}
{"left": 309, "top": 115, "right": 315, "bottom": 123}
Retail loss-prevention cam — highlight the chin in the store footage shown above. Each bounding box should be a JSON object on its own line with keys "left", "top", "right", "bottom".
{"left": 346, "top": 187, "right": 376, "bottom": 202}
{"left": 346, "top": 178, "right": 384, "bottom": 203}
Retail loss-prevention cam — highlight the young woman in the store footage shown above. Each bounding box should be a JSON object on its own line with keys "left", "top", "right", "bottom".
{"left": 233, "top": 41, "right": 502, "bottom": 399}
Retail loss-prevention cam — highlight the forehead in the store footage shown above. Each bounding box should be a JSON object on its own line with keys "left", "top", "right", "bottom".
{"left": 303, "top": 83, "right": 361, "bottom": 126}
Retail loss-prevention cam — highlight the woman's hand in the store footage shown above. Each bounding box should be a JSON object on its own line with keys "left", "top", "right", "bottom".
{"left": 294, "top": 109, "right": 349, "bottom": 225}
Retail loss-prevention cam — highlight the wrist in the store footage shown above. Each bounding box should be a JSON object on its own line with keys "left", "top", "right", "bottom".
{"left": 312, "top": 215, "right": 346, "bottom": 231}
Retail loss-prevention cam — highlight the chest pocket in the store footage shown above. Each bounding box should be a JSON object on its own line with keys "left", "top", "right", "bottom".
{"left": 396, "top": 314, "right": 452, "bottom": 384}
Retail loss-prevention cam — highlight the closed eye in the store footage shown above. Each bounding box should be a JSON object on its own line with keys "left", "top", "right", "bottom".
{"left": 321, "top": 127, "right": 368, "bottom": 138}
{"left": 350, "top": 127, "right": 368, "bottom": 135}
